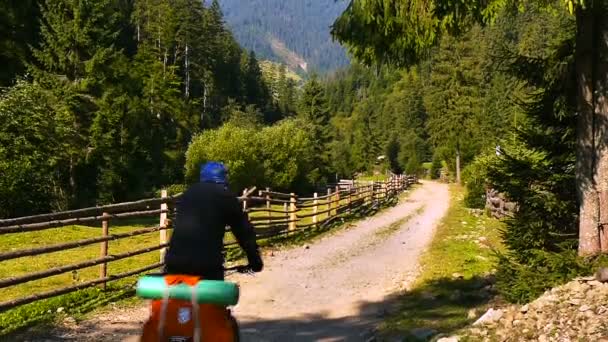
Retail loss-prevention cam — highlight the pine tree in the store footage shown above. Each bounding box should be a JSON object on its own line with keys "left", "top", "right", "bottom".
{"left": 31, "top": 0, "right": 125, "bottom": 206}
{"left": 298, "top": 74, "right": 332, "bottom": 182}
{"left": 423, "top": 29, "right": 484, "bottom": 184}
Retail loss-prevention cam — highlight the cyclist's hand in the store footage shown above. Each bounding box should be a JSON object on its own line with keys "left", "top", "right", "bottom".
{"left": 247, "top": 251, "right": 263, "bottom": 272}
{"left": 236, "top": 265, "right": 255, "bottom": 275}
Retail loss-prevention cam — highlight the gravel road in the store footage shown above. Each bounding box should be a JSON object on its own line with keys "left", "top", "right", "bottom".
{"left": 26, "top": 181, "right": 449, "bottom": 342}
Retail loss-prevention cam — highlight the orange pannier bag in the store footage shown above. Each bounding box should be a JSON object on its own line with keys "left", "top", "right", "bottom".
{"left": 140, "top": 275, "right": 238, "bottom": 342}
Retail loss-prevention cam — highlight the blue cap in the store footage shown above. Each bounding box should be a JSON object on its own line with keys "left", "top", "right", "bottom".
{"left": 200, "top": 161, "right": 228, "bottom": 184}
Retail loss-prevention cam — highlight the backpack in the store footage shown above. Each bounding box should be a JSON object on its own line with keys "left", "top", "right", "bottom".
{"left": 140, "top": 275, "right": 238, "bottom": 342}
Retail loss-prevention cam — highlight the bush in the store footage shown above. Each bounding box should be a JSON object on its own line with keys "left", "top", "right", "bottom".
{"left": 184, "top": 118, "right": 317, "bottom": 192}
{"left": 462, "top": 154, "right": 496, "bottom": 209}
{"left": 495, "top": 246, "right": 608, "bottom": 303}
{"left": 429, "top": 155, "right": 442, "bottom": 180}
{"left": 0, "top": 81, "right": 70, "bottom": 218}
{"left": 258, "top": 119, "right": 316, "bottom": 191}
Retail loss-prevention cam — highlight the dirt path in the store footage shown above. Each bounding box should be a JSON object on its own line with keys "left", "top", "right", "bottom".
{"left": 30, "top": 181, "right": 449, "bottom": 342}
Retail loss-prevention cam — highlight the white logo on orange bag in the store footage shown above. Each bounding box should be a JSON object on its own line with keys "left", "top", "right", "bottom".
{"left": 177, "top": 307, "right": 191, "bottom": 324}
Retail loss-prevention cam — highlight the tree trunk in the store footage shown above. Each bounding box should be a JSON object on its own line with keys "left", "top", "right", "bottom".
{"left": 594, "top": 3, "right": 608, "bottom": 253}
{"left": 576, "top": 4, "right": 608, "bottom": 256}
{"left": 455, "top": 144, "right": 461, "bottom": 185}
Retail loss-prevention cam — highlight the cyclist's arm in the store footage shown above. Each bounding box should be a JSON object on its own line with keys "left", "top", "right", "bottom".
{"left": 225, "top": 195, "right": 263, "bottom": 271}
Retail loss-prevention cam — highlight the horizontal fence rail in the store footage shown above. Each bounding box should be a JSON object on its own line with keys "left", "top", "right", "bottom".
{"left": 0, "top": 175, "right": 417, "bottom": 313}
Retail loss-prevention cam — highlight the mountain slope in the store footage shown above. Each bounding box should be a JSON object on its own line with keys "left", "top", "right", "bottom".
{"left": 218, "top": 0, "right": 350, "bottom": 74}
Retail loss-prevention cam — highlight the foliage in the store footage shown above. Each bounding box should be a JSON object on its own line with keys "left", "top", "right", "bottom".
{"left": 0, "top": 0, "right": 295, "bottom": 218}
{"left": 331, "top": 0, "right": 579, "bottom": 67}
{"left": 185, "top": 118, "right": 316, "bottom": 192}
{"left": 0, "top": 81, "right": 70, "bottom": 217}
{"left": 495, "top": 247, "right": 608, "bottom": 303}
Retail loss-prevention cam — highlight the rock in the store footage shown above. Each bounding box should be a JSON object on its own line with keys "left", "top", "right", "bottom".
{"left": 63, "top": 317, "right": 76, "bottom": 325}
{"left": 568, "top": 299, "right": 582, "bottom": 306}
{"left": 437, "top": 337, "right": 460, "bottom": 342}
{"left": 452, "top": 272, "right": 464, "bottom": 279}
{"left": 303, "top": 245, "right": 310, "bottom": 249}
{"left": 467, "top": 309, "right": 478, "bottom": 319}
{"left": 473, "top": 308, "right": 503, "bottom": 326}
{"left": 409, "top": 328, "right": 437, "bottom": 340}
{"left": 596, "top": 267, "right": 608, "bottom": 282}
{"left": 579, "top": 305, "right": 591, "bottom": 312}
{"left": 588, "top": 280, "right": 603, "bottom": 287}
{"left": 56, "top": 307, "right": 65, "bottom": 313}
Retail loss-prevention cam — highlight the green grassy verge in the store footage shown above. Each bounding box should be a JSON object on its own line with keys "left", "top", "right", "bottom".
{"left": 378, "top": 185, "right": 505, "bottom": 341}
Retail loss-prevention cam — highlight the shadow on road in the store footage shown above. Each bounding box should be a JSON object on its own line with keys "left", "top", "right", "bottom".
{"left": 237, "top": 275, "right": 498, "bottom": 342}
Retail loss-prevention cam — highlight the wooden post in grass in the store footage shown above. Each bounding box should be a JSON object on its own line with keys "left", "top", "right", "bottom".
{"left": 242, "top": 189, "right": 248, "bottom": 214}
{"left": 289, "top": 193, "right": 297, "bottom": 231}
{"left": 334, "top": 186, "right": 340, "bottom": 216}
{"left": 371, "top": 181, "right": 376, "bottom": 203}
{"left": 327, "top": 188, "right": 332, "bottom": 219}
{"left": 265, "top": 187, "right": 271, "bottom": 225}
{"left": 159, "top": 190, "right": 168, "bottom": 264}
{"left": 347, "top": 185, "right": 352, "bottom": 214}
{"left": 313, "top": 192, "right": 319, "bottom": 226}
{"left": 99, "top": 212, "right": 109, "bottom": 290}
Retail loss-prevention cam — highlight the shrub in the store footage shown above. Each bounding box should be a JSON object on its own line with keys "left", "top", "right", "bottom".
{"left": 184, "top": 122, "right": 262, "bottom": 191}
{"left": 184, "top": 118, "right": 317, "bottom": 193}
{"left": 495, "top": 246, "right": 608, "bottom": 303}
{"left": 462, "top": 154, "right": 496, "bottom": 209}
{"left": 429, "top": 154, "right": 442, "bottom": 180}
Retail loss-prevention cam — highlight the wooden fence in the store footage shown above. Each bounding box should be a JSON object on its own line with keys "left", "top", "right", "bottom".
{"left": 0, "top": 175, "right": 417, "bottom": 313}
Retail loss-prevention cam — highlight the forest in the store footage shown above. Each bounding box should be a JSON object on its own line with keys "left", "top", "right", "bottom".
{"left": 0, "top": 0, "right": 301, "bottom": 217}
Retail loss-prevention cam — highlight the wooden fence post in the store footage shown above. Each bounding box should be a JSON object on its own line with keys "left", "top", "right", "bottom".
{"left": 159, "top": 190, "right": 168, "bottom": 264}
{"left": 284, "top": 203, "right": 288, "bottom": 224}
{"left": 265, "top": 187, "right": 271, "bottom": 225}
{"left": 327, "top": 188, "right": 332, "bottom": 219}
{"left": 313, "top": 192, "right": 319, "bottom": 226}
{"left": 334, "top": 186, "right": 340, "bottom": 216}
{"left": 289, "top": 193, "right": 297, "bottom": 231}
{"left": 242, "top": 189, "right": 248, "bottom": 212}
{"left": 371, "top": 181, "right": 376, "bottom": 203}
{"left": 99, "top": 212, "right": 109, "bottom": 290}
{"left": 347, "top": 186, "right": 352, "bottom": 214}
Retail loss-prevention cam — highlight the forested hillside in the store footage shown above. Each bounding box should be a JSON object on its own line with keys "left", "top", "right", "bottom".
{"left": 218, "top": 0, "right": 350, "bottom": 74}
{"left": 0, "top": 0, "right": 299, "bottom": 218}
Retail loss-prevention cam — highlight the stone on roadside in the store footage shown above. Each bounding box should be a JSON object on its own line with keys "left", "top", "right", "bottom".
{"left": 596, "top": 267, "right": 608, "bottom": 282}
{"left": 473, "top": 308, "right": 503, "bottom": 326}
{"left": 452, "top": 272, "right": 464, "bottom": 279}
{"left": 437, "top": 336, "right": 460, "bottom": 342}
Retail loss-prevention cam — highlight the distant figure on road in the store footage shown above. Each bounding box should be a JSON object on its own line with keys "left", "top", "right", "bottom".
{"left": 164, "top": 161, "right": 263, "bottom": 279}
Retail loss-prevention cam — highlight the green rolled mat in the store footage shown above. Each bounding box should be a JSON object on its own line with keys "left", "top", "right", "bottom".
{"left": 136, "top": 276, "right": 240, "bottom": 306}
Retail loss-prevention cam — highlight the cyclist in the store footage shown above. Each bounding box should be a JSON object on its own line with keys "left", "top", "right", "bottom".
{"left": 164, "top": 161, "right": 263, "bottom": 280}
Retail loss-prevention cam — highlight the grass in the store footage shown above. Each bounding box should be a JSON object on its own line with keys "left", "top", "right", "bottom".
{"left": 0, "top": 217, "right": 163, "bottom": 335}
{"left": 357, "top": 174, "right": 389, "bottom": 182}
{"left": 378, "top": 185, "right": 505, "bottom": 341}
{"left": 375, "top": 205, "right": 425, "bottom": 238}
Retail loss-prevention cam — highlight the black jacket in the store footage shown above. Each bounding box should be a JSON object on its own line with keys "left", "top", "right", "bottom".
{"left": 164, "top": 182, "right": 261, "bottom": 279}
